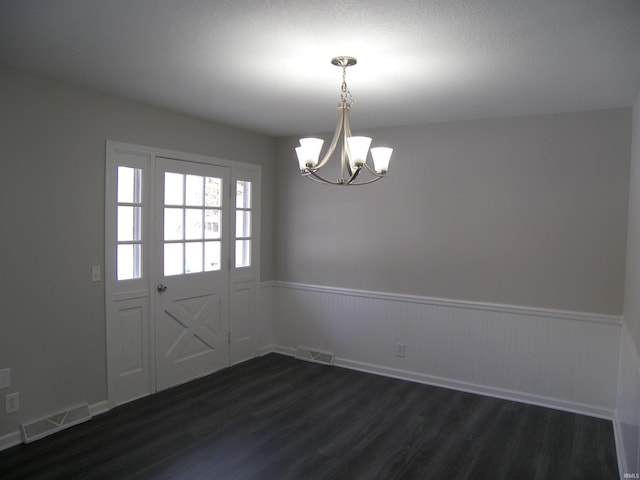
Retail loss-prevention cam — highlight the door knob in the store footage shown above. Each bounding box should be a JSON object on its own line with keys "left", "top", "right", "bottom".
{"left": 157, "top": 284, "right": 168, "bottom": 292}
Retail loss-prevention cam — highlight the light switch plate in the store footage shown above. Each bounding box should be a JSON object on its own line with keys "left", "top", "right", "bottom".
{"left": 91, "top": 265, "right": 101, "bottom": 282}
{"left": 0, "top": 369, "right": 10, "bottom": 389}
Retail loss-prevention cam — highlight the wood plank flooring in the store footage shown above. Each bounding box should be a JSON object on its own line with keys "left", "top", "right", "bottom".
{"left": 0, "top": 353, "right": 619, "bottom": 479}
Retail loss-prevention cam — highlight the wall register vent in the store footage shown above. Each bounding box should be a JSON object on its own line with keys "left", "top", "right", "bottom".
{"left": 295, "top": 346, "right": 335, "bottom": 365}
{"left": 21, "top": 403, "right": 92, "bottom": 443}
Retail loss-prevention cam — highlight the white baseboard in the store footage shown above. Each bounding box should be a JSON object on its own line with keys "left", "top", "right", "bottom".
{"left": 89, "top": 400, "right": 110, "bottom": 417}
{"left": 0, "top": 430, "right": 22, "bottom": 452}
{"left": 259, "top": 344, "right": 276, "bottom": 356}
{"left": 270, "top": 345, "right": 613, "bottom": 419}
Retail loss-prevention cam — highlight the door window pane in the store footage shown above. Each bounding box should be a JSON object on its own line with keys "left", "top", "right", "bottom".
{"left": 186, "top": 175, "right": 203, "bottom": 206}
{"left": 117, "top": 244, "right": 142, "bottom": 280}
{"left": 164, "top": 208, "right": 184, "bottom": 241}
{"left": 205, "top": 241, "right": 221, "bottom": 271}
{"left": 205, "top": 210, "right": 221, "bottom": 239}
{"left": 118, "top": 206, "right": 142, "bottom": 242}
{"left": 236, "top": 210, "right": 251, "bottom": 238}
{"left": 185, "top": 208, "right": 203, "bottom": 240}
{"left": 236, "top": 180, "right": 251, "bottom": 209}
{"left": 164, "top": 243, "right": 183, "bottom": 276}
{"left": 185, "top": 242, "right": 203, "bottom": 274}
{"left": 164, "top": 173, "right": 184, "bottom": 205}
{"left": 118, "top": 166, "right": 142, "bottom": 203}
{"left": 205, "top": 177, "right": 222, "bottom": 207}
{"left": 235, "top": 240, "right": 251, "bottom": 268}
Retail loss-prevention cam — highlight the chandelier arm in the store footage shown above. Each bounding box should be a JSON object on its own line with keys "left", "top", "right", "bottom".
{"left": 344, "top": 175, "right": 384, "bottom": 186}
{"left": 343, "top": 107, "right": 355, "bottom": 177}
{"left": 361, "top": 161, "right": 386, "bottom": 178}
{"left": 315, "top": 105, "right": 346, "bottom": 170}
{"left": 307, "top": 169, "right": 343, "bottom": 186}
{"left": 346, "top": 165, "right": 363, "bottom": 184}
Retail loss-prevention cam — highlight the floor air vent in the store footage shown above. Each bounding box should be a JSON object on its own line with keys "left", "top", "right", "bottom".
{"left": 295, "top": 347, "right": 335, "bottom": 365}
{"left": 21, "top": 403, "right": 92, "bottom": 443}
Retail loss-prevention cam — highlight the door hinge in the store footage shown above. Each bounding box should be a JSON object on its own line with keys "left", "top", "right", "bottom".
{"left": 228, "top": 331, "right": 231, "bottom": 344}
{"left": 227, "top": 257, "right": 231, "bottom": 271}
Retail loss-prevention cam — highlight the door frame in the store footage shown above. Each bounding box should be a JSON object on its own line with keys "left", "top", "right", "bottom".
{"left": 105, "top": 140, "right": 261, "bottom": 409}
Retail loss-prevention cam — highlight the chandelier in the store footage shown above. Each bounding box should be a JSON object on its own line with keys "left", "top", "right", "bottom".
{"left": 295, "top": 56, "right": 393, "bottom": 186}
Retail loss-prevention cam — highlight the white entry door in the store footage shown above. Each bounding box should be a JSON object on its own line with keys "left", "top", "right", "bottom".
{"left": 154, "top": 157, "right": 231, "bottom": 391}
{"left": 107, "top": 142, "right": 261, "bottom": 408}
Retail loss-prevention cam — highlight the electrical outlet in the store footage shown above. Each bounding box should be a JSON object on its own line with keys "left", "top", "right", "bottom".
{"left": 396, "top": 343, "right": 406, "bottom": 358}
{"left": 5, "top": 392, "right": 19, "bottom": 414}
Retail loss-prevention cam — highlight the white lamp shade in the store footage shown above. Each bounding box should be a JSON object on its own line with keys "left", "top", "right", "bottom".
{"left": 296, "top": 138, "right": 324, "bottom": 169}
{"left": 295, "top": 147, "right": 307, "bottom": 170}
{"left": 370, "top": 147, "right": 393, "bottom": 173}
{"left": 346, "top": 136, "right": 372, "bottom": 168}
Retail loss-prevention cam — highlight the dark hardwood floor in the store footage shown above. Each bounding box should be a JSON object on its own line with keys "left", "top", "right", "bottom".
{"left": 0, "top": 353, "right": 619, "bottom": 479}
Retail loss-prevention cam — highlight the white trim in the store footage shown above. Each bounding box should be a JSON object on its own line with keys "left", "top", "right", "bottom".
{"left": 269, "top": 345, "right": 614, "bottom": 419}
{"left": 259, "top": 344, "right": 276, "bottom": 356}
{"left": 108, "top": 140, "right": 260, "bottom": 171}
{"left": 0, "top": 430, "right": 21, "bottom": 452}
{"left": 89, "top": 400, "right": 110, "bottom": 417}
{"left": 620, "top": 321, "right": 640, "bottom": 388}
{"left": 273, "top": 281, "right": 622, "bottom": 325}
{"left": 260, "top": 280, "right": 276, "bottom": 289}
{"left": 112, "top": 290, "right": 150, "bottom": 301}
{"left": 614, "top": 321, "right": 640, "bottom": 477}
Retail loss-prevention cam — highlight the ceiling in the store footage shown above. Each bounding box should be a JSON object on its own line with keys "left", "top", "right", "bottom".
{"left": 1, "top": 0, "right": 639, "bottom": 137}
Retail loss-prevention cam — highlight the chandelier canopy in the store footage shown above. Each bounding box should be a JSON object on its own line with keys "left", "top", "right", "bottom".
{"left": 295, "top": 56, "right": 393, "bottom": 186}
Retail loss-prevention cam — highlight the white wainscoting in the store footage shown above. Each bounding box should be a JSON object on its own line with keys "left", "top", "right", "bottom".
{"left": 270, "top": 281, "right": 621, "bottom": 419}
{"left": 257, "top": 281, "right": 275, "bottom": 354}
{"left": 615, "top": 323, "right": 640, "bottom": 476}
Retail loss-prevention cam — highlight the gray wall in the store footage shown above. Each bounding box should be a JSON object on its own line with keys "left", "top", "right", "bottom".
{"left": 0, "top": 69, "right": 276, "bottom": 436}
{"left": 275, "top": 109, "right": 630, "bottom": 315}
{"left": 625, "top": 90, "right": 640, "bottom": 351}
{"left": 0, "top": 65, "right": 633, "bottom": 440}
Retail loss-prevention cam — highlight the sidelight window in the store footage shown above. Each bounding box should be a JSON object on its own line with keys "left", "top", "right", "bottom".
{"left": 116, "top": 166, "right": 143, "bottom": 280}
{"left": 235, "top": 180, "right": 252, "bottom": 268}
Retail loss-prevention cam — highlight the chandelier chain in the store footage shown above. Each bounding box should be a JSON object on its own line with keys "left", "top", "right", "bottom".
{"left": 340, "top": 64, "right": 355, "bottom": 107}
